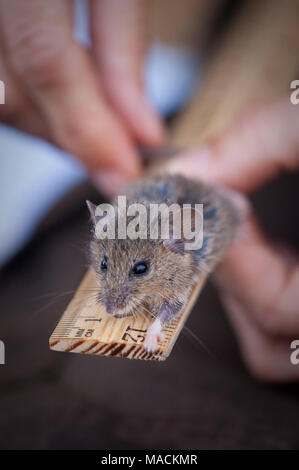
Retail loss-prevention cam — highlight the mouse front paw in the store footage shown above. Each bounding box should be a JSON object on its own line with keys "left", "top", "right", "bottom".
{"left": 144, "top": 332, "right": 165, "bottom": 353}
{"left": 144, "top": 323, "right": 165, "bottom": 353}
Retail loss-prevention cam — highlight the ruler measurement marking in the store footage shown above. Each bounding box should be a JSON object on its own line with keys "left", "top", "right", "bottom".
{"left": 49, "top": 271, "right": 206, "bottom": 360}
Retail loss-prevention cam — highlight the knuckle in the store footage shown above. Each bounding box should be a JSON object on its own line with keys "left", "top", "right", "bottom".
{"left": 8, "top": 25, "right": 64, "bottom": 84}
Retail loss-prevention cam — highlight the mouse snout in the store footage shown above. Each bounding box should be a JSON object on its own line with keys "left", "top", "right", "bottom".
{"left": 105, "top": 286, "right": 132, "bottom": 315}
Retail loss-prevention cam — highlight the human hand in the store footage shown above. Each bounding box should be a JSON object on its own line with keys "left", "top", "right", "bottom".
{"left": 167, "top": 99, "right": 299, "bottom": 382}
{"left": 0, "top": 0, "right": 164, "bottom": 196}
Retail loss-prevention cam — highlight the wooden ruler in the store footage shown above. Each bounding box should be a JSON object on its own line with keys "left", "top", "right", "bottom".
{"left": 50, "top": 269, "right": 205, "bottom": 361}
{"left": 50, "top": 0, "right": 299, "bottom": 360}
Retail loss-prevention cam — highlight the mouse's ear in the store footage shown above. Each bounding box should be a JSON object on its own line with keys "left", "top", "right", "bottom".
{"left": 162, "top": 237, "right": 185, "bottom": 253}
{"left": 163, "top": 206, "right": 203, "bottom": 253}
{"left": 160, "top": 207, "right": 185, "bottom": 253}
{"left": 86, "top": 200, "right": 98, "bottom": 225}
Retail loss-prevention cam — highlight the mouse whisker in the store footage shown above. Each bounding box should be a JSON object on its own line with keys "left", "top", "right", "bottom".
{"left": 138, "top": 303, "right": 158, "bottom": 321}
{"left": 182, "top": 326, "right": 217, "bottom": 361}
{"left": 127, "top": 298, "right": 150, "bottom": 322}
{"left": 149, "top": 291, "right": 216, "bottom": 360}
{"left": 33, "top": 290, "right": 78, "bottom": 301}
{"left": 30, "top": 291, "right": 98, "bottom": 320}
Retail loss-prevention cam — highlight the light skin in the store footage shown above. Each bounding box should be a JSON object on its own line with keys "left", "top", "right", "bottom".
{"left": 0, "top": 0, "right": 165, "bottom": 196}
{"left": 167, "top": 99, "right": 299, "bottom": 382}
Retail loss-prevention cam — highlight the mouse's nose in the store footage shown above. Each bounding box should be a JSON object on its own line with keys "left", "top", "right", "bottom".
{"left": 105, "top": 287, "right": 131, "bottom": 314}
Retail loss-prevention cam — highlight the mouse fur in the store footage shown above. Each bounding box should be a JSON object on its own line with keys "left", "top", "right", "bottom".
{"left": 87, "top": 174, "right": 242, "bottom": 353}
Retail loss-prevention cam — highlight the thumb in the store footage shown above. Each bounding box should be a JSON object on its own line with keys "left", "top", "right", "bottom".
{"left": 166, "top": 99, "right": 299, "bottom": 192}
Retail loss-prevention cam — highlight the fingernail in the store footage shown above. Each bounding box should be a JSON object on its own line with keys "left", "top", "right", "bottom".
{"left": 92, "top": 171, "right": 128, "bottom": 199}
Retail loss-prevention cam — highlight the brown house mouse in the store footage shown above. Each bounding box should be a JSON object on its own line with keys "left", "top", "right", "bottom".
{"left": 87, "top": 174, "right": 243, "bottom": 353}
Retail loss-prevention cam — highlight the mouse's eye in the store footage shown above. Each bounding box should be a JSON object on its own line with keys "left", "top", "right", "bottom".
{"left": 100, "top": 256, "right": 108, "bottom": 271}
{"left": 132, "top": 261, "right": 149, "bottom": 276}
